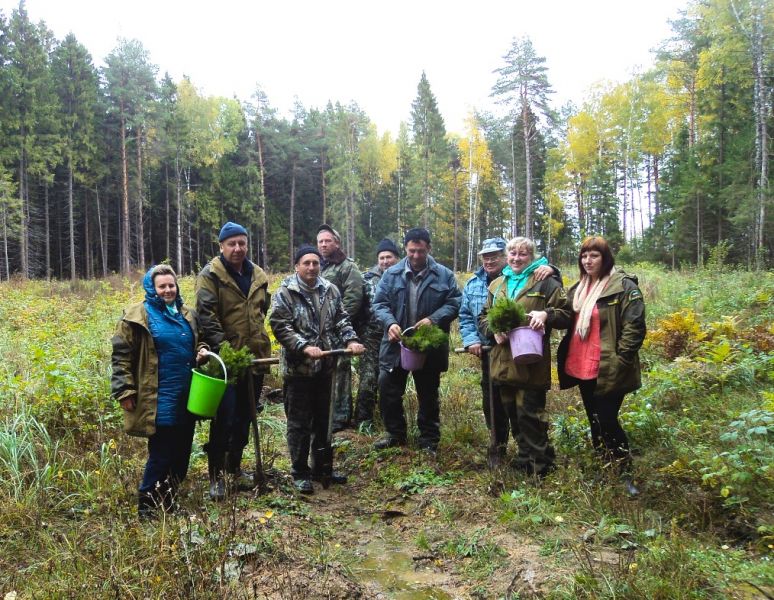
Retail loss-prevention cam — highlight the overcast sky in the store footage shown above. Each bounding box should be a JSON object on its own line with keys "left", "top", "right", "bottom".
{"left": 5, "top": 0, "right": 686, "bottom": 135}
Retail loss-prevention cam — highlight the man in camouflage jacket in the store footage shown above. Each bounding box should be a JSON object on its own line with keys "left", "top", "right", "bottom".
{"left": 270, "top": 245, "right": 364, "bottom": 494}
{"left": 317, "top": 224, "right": 365, "bottom": 432}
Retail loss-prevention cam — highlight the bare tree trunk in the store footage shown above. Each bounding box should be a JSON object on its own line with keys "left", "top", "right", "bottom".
{"left": 288, "top": 161, "right": 296, "bottom": 271}
{"left": 175, "top": 156, "right": 183, "bottom": 274}
{"left": 320, "top": 146, "right": 327, "bottom": 224}
{"left": 136, "top": 128, "right": 145, "bottom": 269}
{"left": 165, "top": 164, "right": 170, "bottom": 261}
{"left": 44, "top": 180, "right": 51, "bottom": 280}
{"left": 521, "top": 102, "right": 533, "bottom": 239}
{"left": 452, "top": 168, "right": 459, "bottom": 272}
{"left": 19, "top": 144, "right": 29, "bottom": 278}
{"left": 1, "top": 204, "right": 9, "bottom": 280}
{"left": 68, "top": 163, "right": 75, "bottom": 280}
{"left": 85, "top": 195, "right": 92, "bottom": 279}
{"left": 511, "top": 121, "right": 518, "bottom": 237}
{"left": 96, "top": 187, "right": 107, "bottom": 277}
{"left": 256, "top": 129, "right": 269, "bottom": 267}
{"left": 120, "top": 111, "right": 130, "bottom": 274}
{"left": 653, "top": 156, "right": 660, "bottom": 216}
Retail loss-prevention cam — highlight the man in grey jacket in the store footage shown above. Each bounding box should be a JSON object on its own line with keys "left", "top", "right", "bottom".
{"left": 371, "top": 228, "right": 461, "bottom": 454}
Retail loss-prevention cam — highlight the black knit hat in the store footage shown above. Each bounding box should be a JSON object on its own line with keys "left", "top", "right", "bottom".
{"left": 376, "top": 238, "right": 400, "bottom": 257}
{"left": 294, "top": 244, "right": 322, "bottom": 264}
{"left": 403, "top": 227, "right": 431, "bottom": 245}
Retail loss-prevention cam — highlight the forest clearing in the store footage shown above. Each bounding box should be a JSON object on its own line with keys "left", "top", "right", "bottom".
{"left": 0, "top": 264, "right": 771, "bottom": 599}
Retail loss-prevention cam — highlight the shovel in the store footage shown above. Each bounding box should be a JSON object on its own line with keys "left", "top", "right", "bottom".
{"left": 248, "top": 356, "right": 280, "bottom": 493}
{"left": 246, "top": 366, "right": 271, "bottom": 493}
{"left": 455, "top": 345, "right": 499, "bottom": 469}
{"left": 315, "top": 348, "right": 353, "bottom": 489}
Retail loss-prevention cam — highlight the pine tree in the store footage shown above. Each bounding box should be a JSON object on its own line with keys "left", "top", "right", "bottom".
{"left": 492, "top": 36, "right": 555, "bottom": 239}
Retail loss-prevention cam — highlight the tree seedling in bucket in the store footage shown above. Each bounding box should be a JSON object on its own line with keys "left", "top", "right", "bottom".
{"left": 400, "top": 324, "right": 448, "bottom": 353}
{"left": 198, "top": 341, "right": 255, "bottom": 385}
{"left": 486, "top": 297, "right": 527, "bottom": 333}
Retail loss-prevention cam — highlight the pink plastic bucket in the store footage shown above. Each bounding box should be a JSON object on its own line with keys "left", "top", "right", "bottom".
{"left": 400, "top": 343, "right": 427, "bottom": 371}
{"left": 507, "top": 326, "right": 544, "bottom": 364}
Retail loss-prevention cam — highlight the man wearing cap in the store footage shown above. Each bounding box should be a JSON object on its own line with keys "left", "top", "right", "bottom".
{"left": 316, "top": 224, "right": 365, "bottom": 432}
{"left": 460, "top": 238, "right": 555, "bottom": 463}
{"left": 354, "top": 238, "right": 401, "bottom": 427}
{"left": 270, "top": 245, "right": 365, "bottom": 494}
{"left": 371, "top": 227, "right": 461, "bottom": 454}
{"left": 196, "top": 221, "right": 272, "bottom": 500}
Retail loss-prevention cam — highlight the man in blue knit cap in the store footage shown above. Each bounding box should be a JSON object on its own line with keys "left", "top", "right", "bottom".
{"left": 196, "top": 221, "right": 272, "bottom": 500}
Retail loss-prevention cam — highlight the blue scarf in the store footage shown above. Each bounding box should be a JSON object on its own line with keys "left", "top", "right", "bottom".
{"left": 501, "top": 256, "right": 549, "bottom": 298}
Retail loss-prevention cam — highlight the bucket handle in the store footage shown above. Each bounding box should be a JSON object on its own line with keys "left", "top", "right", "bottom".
{"left": 202, "top": 350, "right": 228, "bottom": 381}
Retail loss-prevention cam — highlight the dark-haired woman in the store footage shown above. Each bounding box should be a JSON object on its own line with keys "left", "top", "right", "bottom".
{"left": 532, "top": 236, "right": 646, "bottom": 495}
{"left": 111, "top": 264, "right": 207, "bottom": 518}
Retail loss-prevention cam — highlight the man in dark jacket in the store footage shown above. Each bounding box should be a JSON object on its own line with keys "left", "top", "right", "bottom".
{"left": 317, "top": 224, "right": 365, "bottom": 432}
{"left": 371, "top": 228, "right": 461, "bottom": 454}
{"left": 196, "top": 221, "right": 272, "bottom": 500}
{"left": 269, "top": 245, "right": 365, "bottom": 494}
{"left": 354, "top": 238, "right": 400, "bottom": 427}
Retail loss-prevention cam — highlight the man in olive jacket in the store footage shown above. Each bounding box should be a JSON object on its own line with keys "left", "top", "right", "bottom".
{"left": 196, "top": 221, "right": 272, "bottom": 500}
{"left": 371, "top": 227, "right": 461, "bottom": 454}
{"left": 317, "top": 224, "right": 365, "bottom": 432}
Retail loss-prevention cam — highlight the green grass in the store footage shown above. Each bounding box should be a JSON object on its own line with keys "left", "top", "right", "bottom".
{"left": 0, "top": 266, "right": 772, "bottom": 597}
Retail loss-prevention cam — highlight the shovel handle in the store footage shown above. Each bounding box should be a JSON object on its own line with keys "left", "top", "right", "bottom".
{"left": 320, "top": 348, "right": 353, "bottom": 357}
{"left": 454, "top": 346, "right": 493, "bottom": 354}
{"left": 252, "top": 357, "right": 280, "bottom": 365}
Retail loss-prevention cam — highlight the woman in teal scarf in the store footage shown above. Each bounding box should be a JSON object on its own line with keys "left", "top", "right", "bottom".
{"left": 479, "top": 237, "right": 567, "bottom": 477}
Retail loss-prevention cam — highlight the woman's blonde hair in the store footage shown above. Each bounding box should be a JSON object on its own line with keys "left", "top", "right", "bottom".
{"left": 506, "top": 236, "right": 537, "bottom": 259}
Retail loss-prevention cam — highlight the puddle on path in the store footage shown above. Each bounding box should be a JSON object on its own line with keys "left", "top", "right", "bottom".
{"left": 351, "top": 522, "right": 452, "bottom": 599}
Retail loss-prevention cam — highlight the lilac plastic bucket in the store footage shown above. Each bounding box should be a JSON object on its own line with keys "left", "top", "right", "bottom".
{"left": 507, "top": 326, "right": 544, "bottom": 364}
{"left": 400, "top": 343, "right": 427, "bottom": 371}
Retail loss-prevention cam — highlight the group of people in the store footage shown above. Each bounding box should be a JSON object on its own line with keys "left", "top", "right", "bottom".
{"left": 111, "top": 220, "right": 646, "bottom": 518}
{"left": 461, "top": 235, "right": 646, "bottom": 494}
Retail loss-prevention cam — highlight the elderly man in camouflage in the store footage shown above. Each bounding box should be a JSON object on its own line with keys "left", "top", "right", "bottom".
{"left": 196, "top": 221, "right": 272, "bottom": 500}
{"left": 353, "top": 238, "right": 401, "bottom": 428}
{"left": 317, "top": 224, "right": 365, "bottom": 432}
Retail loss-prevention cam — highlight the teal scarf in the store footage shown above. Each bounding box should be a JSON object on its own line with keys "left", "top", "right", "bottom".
{"left": 502, "top": 256, "right": 548, "bottom": 298}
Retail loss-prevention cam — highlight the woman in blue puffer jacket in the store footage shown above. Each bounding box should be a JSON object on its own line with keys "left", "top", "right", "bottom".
{"left": 112, "top": 264, "right": 206, "bottom": 518}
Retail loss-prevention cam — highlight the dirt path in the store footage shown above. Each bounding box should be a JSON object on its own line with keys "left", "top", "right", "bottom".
{"left": 235, "top": 427, "right": 568, "bottom": 599}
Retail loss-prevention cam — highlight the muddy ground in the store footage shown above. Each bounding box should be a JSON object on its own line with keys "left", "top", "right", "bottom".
{"left": 213, "top": 422, "right": 581, "bottom": 600}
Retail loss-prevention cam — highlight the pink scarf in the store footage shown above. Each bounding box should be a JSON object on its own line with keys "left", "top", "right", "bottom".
{"left": 572, "top": 267, "right": 615, "bottom": 340}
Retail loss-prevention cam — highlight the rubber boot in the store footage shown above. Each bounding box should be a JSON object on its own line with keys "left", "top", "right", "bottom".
{"left": 208, "top": 453, "right": 226, "bottom": 501}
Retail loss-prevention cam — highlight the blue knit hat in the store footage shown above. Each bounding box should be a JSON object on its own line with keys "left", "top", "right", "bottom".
{"left": 218, "top": 221, "right": 248, "bottom": 242}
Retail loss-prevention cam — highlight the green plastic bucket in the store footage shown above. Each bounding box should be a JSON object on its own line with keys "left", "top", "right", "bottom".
{"left": 187, "top": 352, "right": 228, "bottom": 418}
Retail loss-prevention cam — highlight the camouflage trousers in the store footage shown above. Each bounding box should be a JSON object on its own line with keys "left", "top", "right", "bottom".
{"left": 354, "top": 327, "right": 381, "bottom": 424}
{"left": 284, "top": 373, "right": 332, "bottom": 480}
{"left": 330, "top": 355, "right": 353, "bottom": 431}
{"left": 498, "top": 385, "right": 555, "bottom": 475}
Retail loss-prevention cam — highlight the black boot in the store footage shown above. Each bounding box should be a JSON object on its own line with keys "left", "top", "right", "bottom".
{"left": 208, "top": 453, "right": 226, "bottom": 501}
